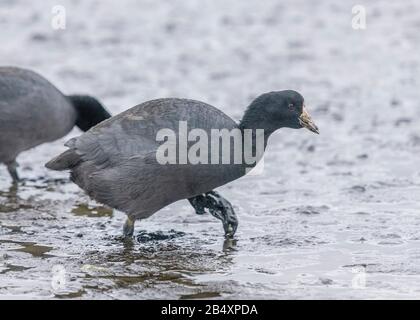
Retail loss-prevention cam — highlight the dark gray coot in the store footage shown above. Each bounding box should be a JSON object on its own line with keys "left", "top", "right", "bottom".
{"left": 46, "top": 90, "right": 319, "bottom": 237}
{"left": 0, "top": 67, "right": 110, "bottom": 182}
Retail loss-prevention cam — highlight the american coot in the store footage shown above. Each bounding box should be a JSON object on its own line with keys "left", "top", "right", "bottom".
{"left": 0, "top": 67, "right": 110, "bottom": 182}
{"left": 46, "top": 90, "right": 319, "bottom": 237}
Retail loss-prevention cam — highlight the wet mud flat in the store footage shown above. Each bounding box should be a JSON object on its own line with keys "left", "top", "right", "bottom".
{"left": 1, "top": 0, "right": 420, "bottom": 299}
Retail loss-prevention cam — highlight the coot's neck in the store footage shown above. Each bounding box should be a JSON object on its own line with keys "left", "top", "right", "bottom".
{"left": 237, "top": 109, "right": 279, "bottom": 170}
{"left": 239, "top": 107, "right": 279, "bottom": 150}
{"left": 238, "top": 121, "right": 274, "bottom": 149}
{"left": 67, "top": 95, "right": 111, "bottom": 131}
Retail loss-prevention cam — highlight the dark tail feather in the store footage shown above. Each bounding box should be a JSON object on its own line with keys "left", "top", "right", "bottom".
{"left": 45, "top": 149, "right": 81, "bottom": 171}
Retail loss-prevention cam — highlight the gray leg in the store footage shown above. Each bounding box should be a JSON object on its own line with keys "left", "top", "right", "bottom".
{"left": 123, "top": 216, "right": 135, "bottom": 237}
{"left": 6, "top": 161, "right": 19, "bottom": 183}
{"left": 189, "top": 191, "right": 238, "bottom": 238}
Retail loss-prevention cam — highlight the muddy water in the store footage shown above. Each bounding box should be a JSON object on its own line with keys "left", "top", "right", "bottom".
{"left": 1, "top": 0, "right": 420, "bottom": 299}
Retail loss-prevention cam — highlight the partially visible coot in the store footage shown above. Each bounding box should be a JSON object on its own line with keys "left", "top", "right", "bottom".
{"left": 46, "top": 91, "right": 319, "bottom": 238}
{"left": 0, "top": 67, "right": 110, "bottom": 182}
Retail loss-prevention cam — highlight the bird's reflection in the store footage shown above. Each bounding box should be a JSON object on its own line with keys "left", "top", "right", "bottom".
{"left": 0, "top": 183, "right": 19, "bottom": 211}
{"left": 223, "top": 237, "right": 238, "bottom": 252}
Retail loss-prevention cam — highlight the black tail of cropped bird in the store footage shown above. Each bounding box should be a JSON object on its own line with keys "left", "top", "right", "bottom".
{"left": 67, "top": 95, "right": 111, "bottom": 131}
{"left": 46, "top": 95, "right": 111, "bottom": 171}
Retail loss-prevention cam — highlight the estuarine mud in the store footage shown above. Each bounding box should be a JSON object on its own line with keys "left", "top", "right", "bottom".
{"left": 1, "top": 0, "right": 420, "bottom": 299}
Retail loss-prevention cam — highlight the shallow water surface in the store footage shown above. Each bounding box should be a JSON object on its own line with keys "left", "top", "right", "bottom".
{"left": 1, "top": 0, "right": 420, "bottom": 299}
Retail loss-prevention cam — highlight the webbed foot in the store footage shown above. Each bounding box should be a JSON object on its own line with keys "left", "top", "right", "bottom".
{"left": 206, "top": 191, "right": 238, "bottom": 238}
{"left": 189, "top": 191, "right": 238, "bottom": 237}
{"left": 188, "top": 194, "right": 207, "bottom": 215}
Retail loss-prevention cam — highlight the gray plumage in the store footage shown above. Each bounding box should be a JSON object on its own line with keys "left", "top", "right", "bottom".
{"left": 0, "top": 67, "right": 76, "bottom": 164}
{"left": 46, "top": 91, "right": 319, "bottom": 236}
{"left": 0, "top": 67, "right": 110, "bottom": 182}
{"left": 47, "top": 99, "right": 245, "bottom": 220}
